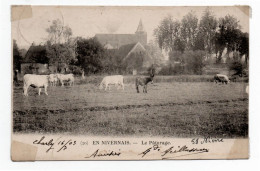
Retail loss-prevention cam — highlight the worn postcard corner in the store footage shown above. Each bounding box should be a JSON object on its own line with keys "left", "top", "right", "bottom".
{"left": 11, "top": 6, "right": 249, "bottom": 161}
{"left": 11, "top": 141, "right": 37, "bottom": 161}
{"left": 11, "top": 5, "right": 32, "bottom": 22}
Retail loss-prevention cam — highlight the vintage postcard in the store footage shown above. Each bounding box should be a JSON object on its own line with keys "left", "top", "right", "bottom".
{"left": 11, "top": 6, "right": 249, "bottom": 161}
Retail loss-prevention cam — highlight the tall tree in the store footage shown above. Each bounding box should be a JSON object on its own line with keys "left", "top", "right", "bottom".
{"left": 214, "top": 32, "right": 226, "bottom": 63}
{"left": 218, "top": 15, "right": 241, "bottom": 59}
{"left": 181, "top": 12, "right": 198, "bottom": 51}
{"left": 46, "top": 19, "right": 75, "bottom": 71}
{"left": 46, "top": 19, "right": 72, "bottom": 44}
{"left": 238, "top": 32, "right": 249, "bottom": 64}
{"left": 154, "top": 15, "right": 182, "bottom": 52}
{"left": 199, "top": 8, "right": 217, "bottom": 58}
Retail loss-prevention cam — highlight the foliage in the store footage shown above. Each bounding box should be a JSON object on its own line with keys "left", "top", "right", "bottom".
{"left": 215, "top": 15, "right": 241, "bottom": 63}
{"left": 199, "top": 8, "right": 218, "bottom": 55}
{"left": 237, "top": 32, "right": 249, "bottom": 64}
{"left": 154, "top": 15, "right": 182, "bottom": 52}
{"left": 214, "top": 32, "right": 226, "bottom": 63}
{"left": 101, "top": 49, "right": 123, "bottom": 74}
{"left": 76, "top": 38, "right": 105, "bottom": 74}
{"left": 169, "top": 50, "right": 183, "bottom": 63}
{"left": 183, "top": 50, "right": 206, "bottom": 74}
{"left": 68, "top": 65, "right": 83, "bottom": 75}
{"left": 158, "top": 63, "right": 184, "bottom": 75}
{"left": 145, "top": 40, "right": 165, "bottom": 65}
{"left": 154, "top": 10, "right": 248, "bottom": 67}
{"left": 46, "top": 19, "right": 75, "bottom": 70}
{"left": 161, "top": 50, "right": 205, "bottom": 75}
{"left": 181, "top": 12, "right": 199, "bottom": 50}
{"left": 46, "top": 19, "right": 72, "bottom": 44}
{"left": 229, "top": 61, "right": 248, "bottom": 77}
{"left": 46, "top": 41, "right": 75, "bottom": 65}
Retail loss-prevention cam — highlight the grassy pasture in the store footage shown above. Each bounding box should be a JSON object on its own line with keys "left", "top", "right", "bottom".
{"left": 13, "top": 77, "right": 248, "bottom": 138}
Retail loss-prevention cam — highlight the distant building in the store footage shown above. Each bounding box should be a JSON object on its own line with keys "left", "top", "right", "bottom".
{"left": 95, "top": 19, "right": 152, "bottom": 74}
{"left": 95, "top": 19, "right": 147, "bottom": 49}
{"left": 116, "top": 42, "right": 152, "bottom": 74}
{"left": 20, "top": 44, "right": 49, "bottom": 75}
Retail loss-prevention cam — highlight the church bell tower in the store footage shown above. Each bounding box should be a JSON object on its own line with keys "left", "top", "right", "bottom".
{"left": 135, "top": 19, "right": 147, "bottom": 45}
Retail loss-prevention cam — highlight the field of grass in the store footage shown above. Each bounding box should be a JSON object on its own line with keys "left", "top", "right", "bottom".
{"left": 13, "top": 77, "right": 249, "bottom": 138}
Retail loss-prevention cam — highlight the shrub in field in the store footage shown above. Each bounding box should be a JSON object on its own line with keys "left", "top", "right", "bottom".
{"left": 183, "top": 50, "right": 206, "bottom": 75}
{"left": 229, "top": 61, "right": 248, "bottom": 77}
{"left": 68, "top": 65, "right": 83, "bottom": 75}
{"left": 160, "top": 50, "right": 206, "bottom": 75}
{"left": 158, "top": 64, "right": 184, "bottom": 75}
{"left": 169, "top": 50, "right": 183, "bottom": 63}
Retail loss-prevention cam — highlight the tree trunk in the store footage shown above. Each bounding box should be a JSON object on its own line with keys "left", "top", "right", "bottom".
{"left": 245, "top": 54, "right": 249, "bottom": 65}
{"left": 217, "top": 50, "right": 223, "bottom": 64}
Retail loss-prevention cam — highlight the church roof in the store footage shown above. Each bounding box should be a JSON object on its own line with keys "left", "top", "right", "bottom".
{"left": 95, "top": 34, "right": 141, "bottom": 48}
{"left": 23, "top": 45, "right": 48, "bottom": 63}
{"left": 116, "top": 43, "right": 137, "bottom": 58}
{"left": 95, "top": 19, "right": 147, "bottom": 48}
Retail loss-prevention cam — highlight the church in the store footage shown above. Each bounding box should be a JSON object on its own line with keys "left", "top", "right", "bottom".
{"left": 95, "top": 20, "right": 152, "bottom": 74}
{"left": 94, "top": 19, "right": 147, "bottom": 49}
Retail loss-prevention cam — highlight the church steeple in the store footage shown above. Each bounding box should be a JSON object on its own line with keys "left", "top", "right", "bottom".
{"left": 135, "top": 19, "right": 145, "bottom": 34}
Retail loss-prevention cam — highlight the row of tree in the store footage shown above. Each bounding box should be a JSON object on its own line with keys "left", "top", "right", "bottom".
{"left": 14, "top": 10, "right": 249, "bottom": 76}
{"left": 154, "top": 8, "right": 249, "bottom": 64}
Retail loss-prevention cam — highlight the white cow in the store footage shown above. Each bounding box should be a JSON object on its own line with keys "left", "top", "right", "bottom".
{"left": 49, "top": 74, "right": 58, "bottom": 86}
{"left": 99, "top": 75, "right": 124, "bottom": 91}
{"left": 23, "top": 74, "right": 49, "bottom": 96}
{"left": 214, "top": 74, "right": 230, "bottom": 84}
{"left": 57, "top": 74, "right": 74, "bottom": 86}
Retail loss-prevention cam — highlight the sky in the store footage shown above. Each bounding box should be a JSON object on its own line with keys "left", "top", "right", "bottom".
{"left": 12, "top": 6, "right": 249, "bottom": 49}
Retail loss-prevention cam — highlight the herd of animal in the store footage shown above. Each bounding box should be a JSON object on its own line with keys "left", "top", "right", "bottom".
{"left": 22, "top": 72, "right": 231, "bottom": 96}
{"left": 23, "top": 73, "right": 75, "bottom": 96}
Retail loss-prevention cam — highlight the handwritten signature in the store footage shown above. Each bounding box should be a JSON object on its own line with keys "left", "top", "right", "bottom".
{"left": 85, "top": 149, "right": 121, "bottom": 158}
{"left": 139, "top": 145, "right": 209, "bottom": 159}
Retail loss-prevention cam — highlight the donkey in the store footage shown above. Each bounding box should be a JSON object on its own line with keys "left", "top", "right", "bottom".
{"left": 135, "top": 69, "right": 155, "bottom": 93}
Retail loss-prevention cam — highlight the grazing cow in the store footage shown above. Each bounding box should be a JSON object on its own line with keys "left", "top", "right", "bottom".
{"left": 135, "top": 71, "right": 154, "bottom": 93}
{"left": 23, "top": 74, "right": 49, "bottom": 96}
{"left": 49, "top": 74, "right": 58, "bottom": 86}
{"left": 99, "top": 75, "right": 124, "bottom": 91}
{"left": 57, "top": 74, "right": 74, "bottom": 86}
{"left": 214, "top": 74, "right": 230, "bottom": 84}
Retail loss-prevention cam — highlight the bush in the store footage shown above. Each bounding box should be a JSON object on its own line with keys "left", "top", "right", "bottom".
{"left": 169, "top": 51, "right": 183, "bottom": 62}
{"left": 163, "top": 50, "right": 206, "bottom": 75}
{"left": 68, "top": 65, "right": 83, "bottom": 75}
{"left": 158, "top": 64, "right": 184, "bottom": 75}
{"left": 183, "top": 50, "right": 206, "bottom": 75}
{"left": 229, "top": 61, "right": 248, "bottom": 77}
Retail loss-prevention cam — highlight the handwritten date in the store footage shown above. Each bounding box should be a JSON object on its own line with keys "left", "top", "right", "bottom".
{"left": 33, "top": 136, "right": 76, "bottom": 153}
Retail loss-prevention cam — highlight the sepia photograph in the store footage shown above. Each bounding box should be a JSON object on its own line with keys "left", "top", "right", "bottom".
{"left": 11, "top": 6, "right": 249, "bottom": 160}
